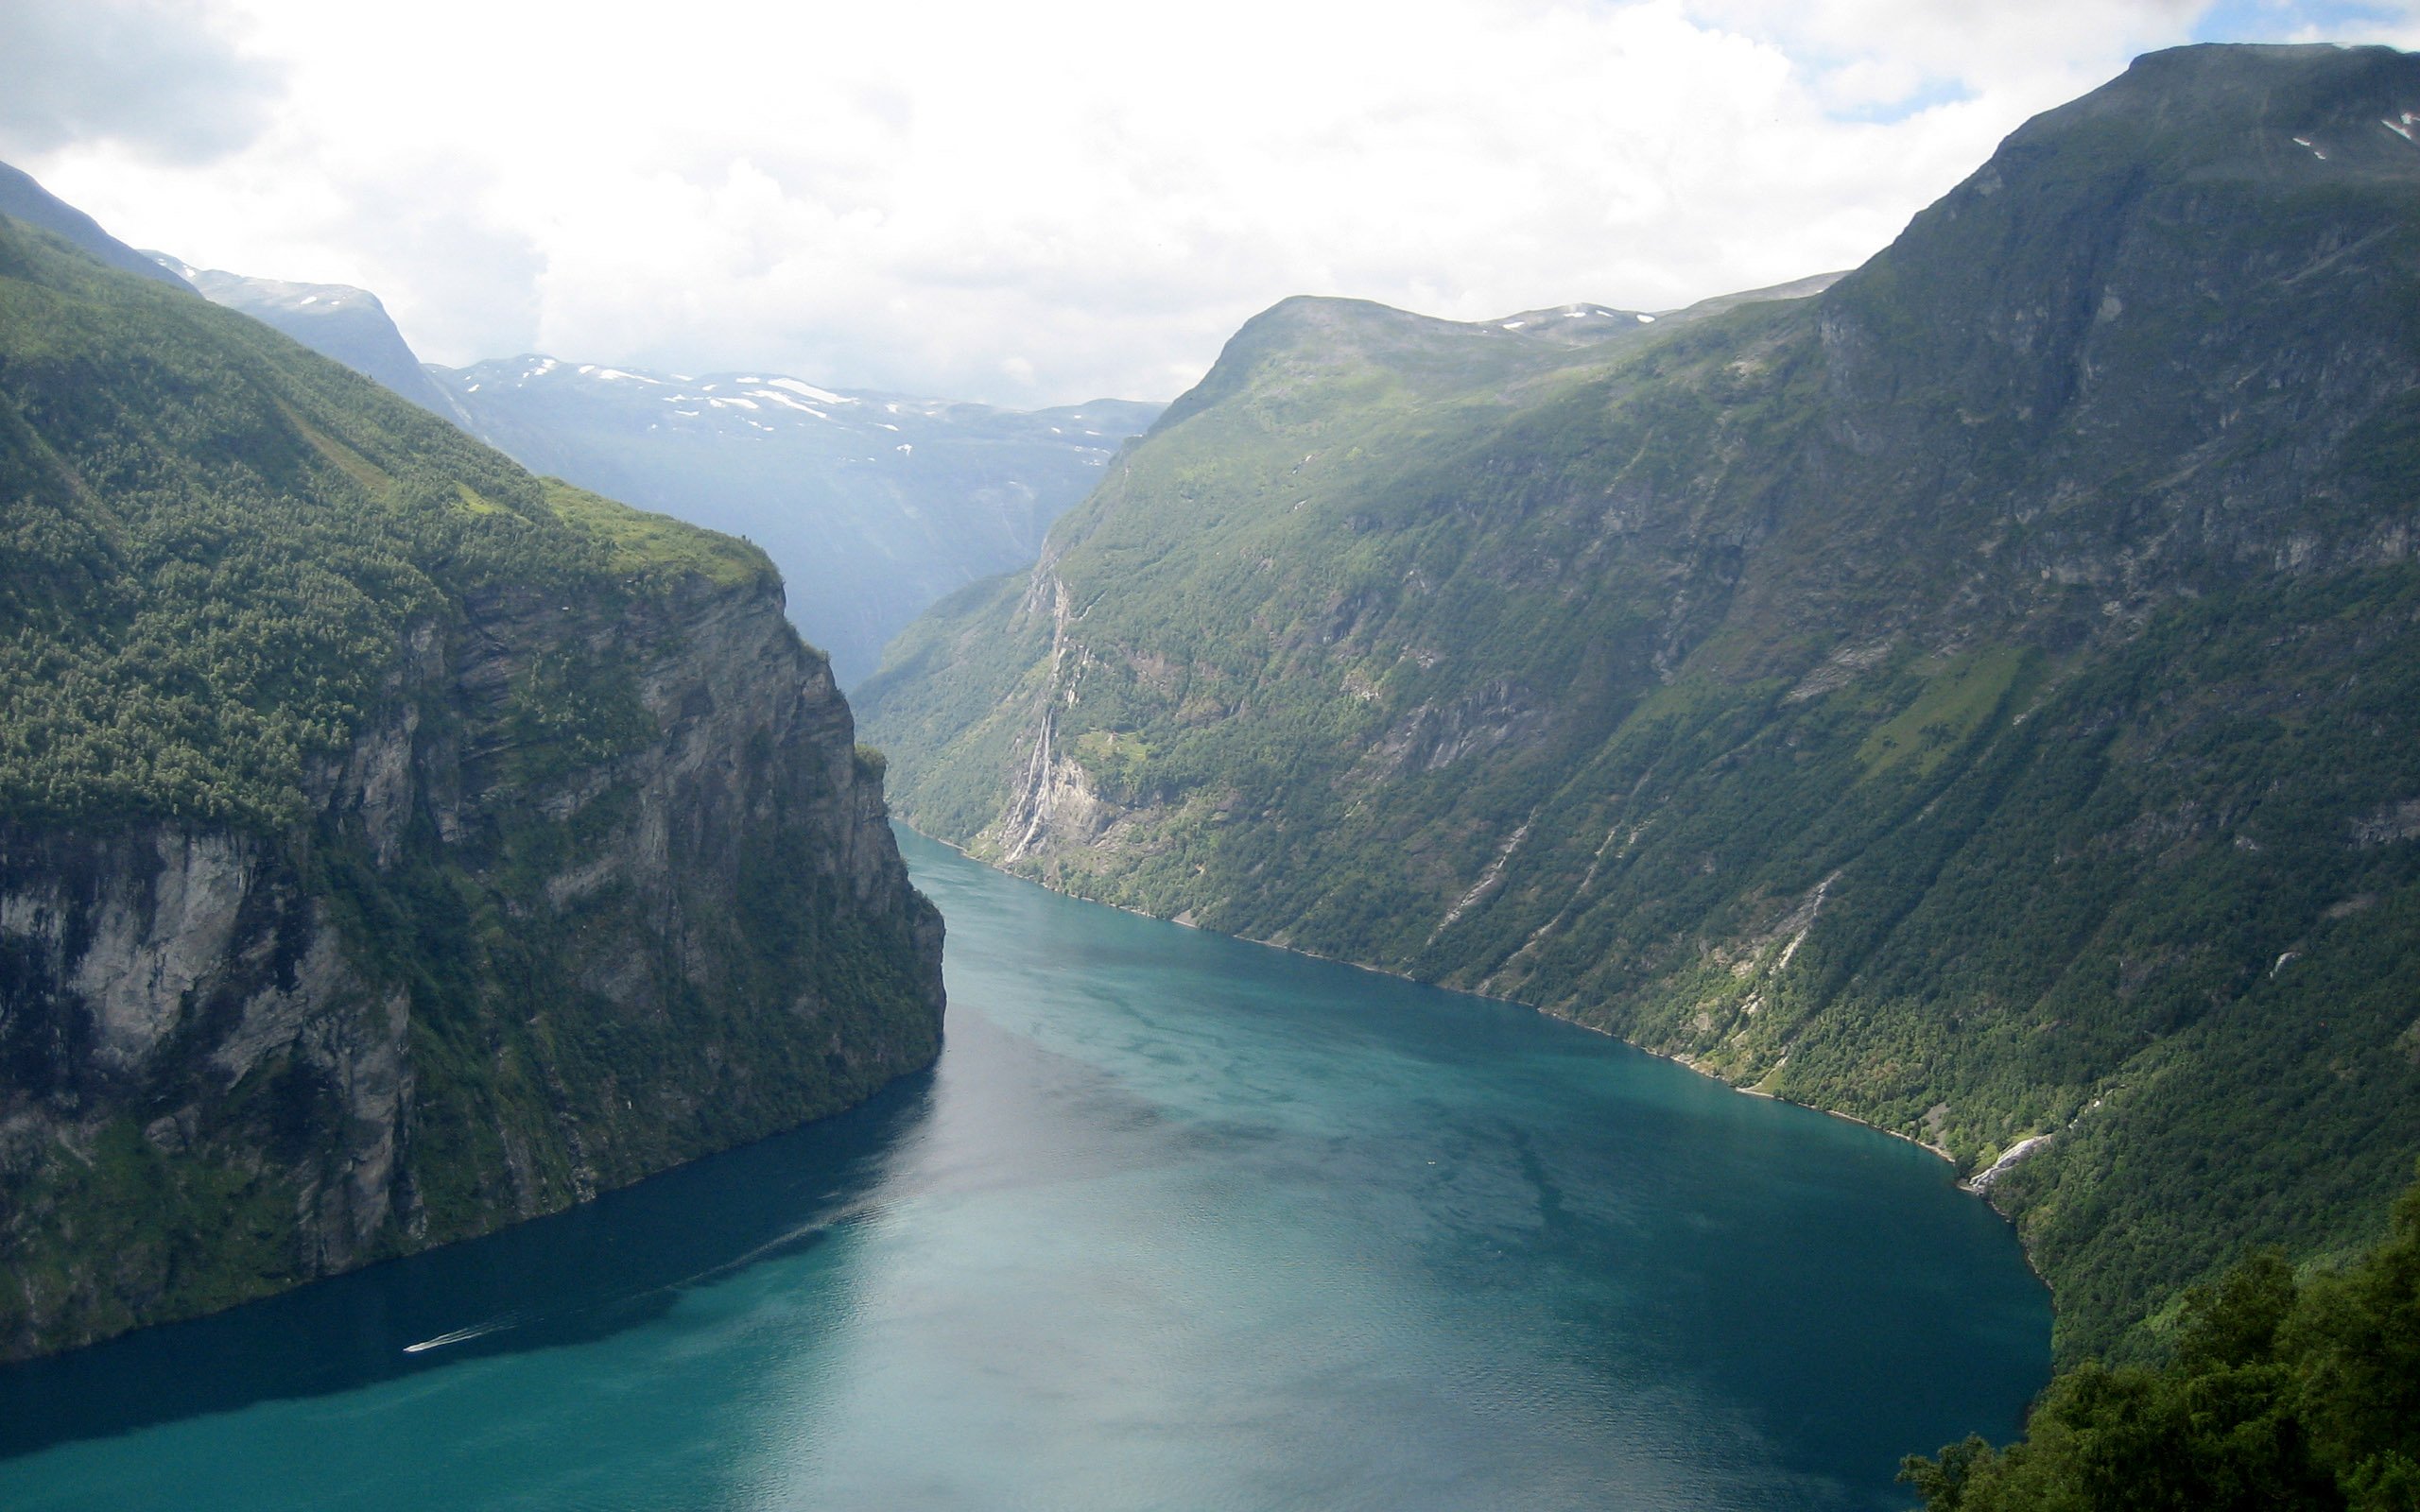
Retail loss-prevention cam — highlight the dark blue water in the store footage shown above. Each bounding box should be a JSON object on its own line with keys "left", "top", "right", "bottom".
{"left": 0, "top": 827, "right": 2048, "bottom": 1509}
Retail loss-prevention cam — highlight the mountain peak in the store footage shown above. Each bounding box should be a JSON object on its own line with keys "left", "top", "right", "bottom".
{"left": 1815, "top": 39, "right": 2420, "bottom": 481}
{"left": 160, "top": 258, "right": 467, "bottom": 423}
{"left": 2007, "top": 41, "right": 2420, "bottom": 180}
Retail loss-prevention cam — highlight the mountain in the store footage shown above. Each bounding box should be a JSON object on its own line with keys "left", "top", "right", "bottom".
{"left": 857, "top": 42, "right": 2420, "bottom": 1362}
{"left": 135, "top": 238, "right": 1159, "bottom": 685}
{"left": 435, "top": 358, "right": 1161, "bottom": 684}
{"left": 0, "top": 206, "right": 943, "bottom": 1358}
{"left": 0, "top": 163, "right": 194, "bottom": 293}
{"left": 148, "top": 254, "right": 471, "bottom": 423}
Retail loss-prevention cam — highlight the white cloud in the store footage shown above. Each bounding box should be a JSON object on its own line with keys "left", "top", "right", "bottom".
{"left": 8, "top": 0, "right": 2413, "bottom": 404}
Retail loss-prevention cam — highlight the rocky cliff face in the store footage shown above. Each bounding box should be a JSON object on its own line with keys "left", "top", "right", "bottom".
{"left": 0, "top": 569, "right": 941, "bottom": 1361}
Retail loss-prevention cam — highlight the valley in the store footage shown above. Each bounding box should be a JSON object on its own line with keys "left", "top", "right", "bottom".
{"left": 2, "top": 26, "right": 2416, "bottom": 1512}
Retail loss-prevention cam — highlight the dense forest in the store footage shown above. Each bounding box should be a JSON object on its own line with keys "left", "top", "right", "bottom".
{"left": 0, "top": 210, "right": 770, "bottom": 832}
{"left": 1906, "top": 1167, "right": 2420, "bottom": 1511}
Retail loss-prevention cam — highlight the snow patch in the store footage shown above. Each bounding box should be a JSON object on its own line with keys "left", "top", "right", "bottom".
{"left": 299, "top": 295, "right": 318, "bottom": 306}
{"left": 768, "top": 378, "right": 852, "bottom": 404}
{"left": 708, "top": 396, "right": 759, "bottom": 409}
{"left": 895, "top": 442, "right": 914, "bottom": 457}
{"left": 1635, "top": 313, "right": 1655, "bottom": 323}
{"left": 2385, "top": 117, "right": 2415, "bottom": 143}
{"left": 749, "top": 388, "right": 831, "bottom": 417}
{"left": 1503, "top": 319, "right": 1529, "bottom": 330}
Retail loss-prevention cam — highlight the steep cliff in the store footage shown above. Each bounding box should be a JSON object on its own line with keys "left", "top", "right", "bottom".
{"left": 0, "top": 211, "right": 942, "bottom": 1359}
{"left": 860, "top": 43, "right": 2420, "bottom": 1359}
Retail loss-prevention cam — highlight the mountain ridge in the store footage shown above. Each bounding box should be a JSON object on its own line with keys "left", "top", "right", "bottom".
{"left": 0, "top": 163, "right": 195, "bottom": 293}
{"left": 144, "top": 254, "right": 473, "bottom": 423}
{"left": 859, "top": 42, "right": 2420, "bottom": 1361}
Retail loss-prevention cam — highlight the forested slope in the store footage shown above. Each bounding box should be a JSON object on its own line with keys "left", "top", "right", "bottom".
{"left": 859, "top": 43, "right": 2420, "bottom": 1361}
{"left": 1906, "top": 1170, "right": 2420, "bottom": 1510}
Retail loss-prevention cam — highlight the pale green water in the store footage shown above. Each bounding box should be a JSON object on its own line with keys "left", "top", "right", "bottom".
{"left": 0, "top": 828, "right": 2048, "bottom": 1509}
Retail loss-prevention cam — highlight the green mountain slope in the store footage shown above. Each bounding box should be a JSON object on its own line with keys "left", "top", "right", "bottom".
{"left": 858, "top": 42, "right": 2420, "bottom": 1362}
{"left": 0, "top": 209, "right": 943, "bottom": 1358}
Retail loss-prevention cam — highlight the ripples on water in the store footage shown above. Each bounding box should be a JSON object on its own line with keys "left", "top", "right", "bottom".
{"left": 0, "top": 827, "right": 2048, "bottom": 1510}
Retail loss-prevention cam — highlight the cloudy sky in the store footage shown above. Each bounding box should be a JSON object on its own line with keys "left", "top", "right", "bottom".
{"left": 5, "top": 0, "right": 2415, "bottom": 405}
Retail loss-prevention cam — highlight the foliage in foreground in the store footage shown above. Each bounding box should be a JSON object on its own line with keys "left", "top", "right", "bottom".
{"left": 1905, "top": 1170, "right": 2420, "bottom": 1511}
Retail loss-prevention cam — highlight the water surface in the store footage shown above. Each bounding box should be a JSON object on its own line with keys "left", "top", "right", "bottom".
{"left": 0, "top": 827, "right": 2048, "bottom": 1509}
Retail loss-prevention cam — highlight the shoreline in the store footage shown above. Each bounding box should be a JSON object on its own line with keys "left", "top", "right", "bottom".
{"left": 897, "top": 819, "right": 2015, "bottom": 1198}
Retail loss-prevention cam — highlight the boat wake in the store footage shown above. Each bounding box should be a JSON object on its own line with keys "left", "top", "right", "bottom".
{"left": 402, "top": 1314, "right": 523, "bottom": 1355}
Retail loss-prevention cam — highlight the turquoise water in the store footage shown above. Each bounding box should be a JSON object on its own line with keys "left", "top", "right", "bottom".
{"left": 0, "top": 828, "right": 2048, "bottom": 1510}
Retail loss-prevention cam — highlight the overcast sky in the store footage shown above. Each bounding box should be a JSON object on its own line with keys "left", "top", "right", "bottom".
{"left": 6, "top": 0, "right": 2416, "bottom": 406}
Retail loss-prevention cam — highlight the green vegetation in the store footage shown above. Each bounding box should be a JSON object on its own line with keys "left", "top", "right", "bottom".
{"left": 539, "top": 477, "right": 773, "bottom": 591}
{"left": 1857, "top": 648, "right": 2034, "bottom": 779}
{"left": 859, "top": 43, "right": 2420, "bottom": 1365}
{"left": 0, "top": 211, "right": 940, "bottom": 1357}
{"left": 0, "top": 215, "right": 766, "bottom": 832}
{"left": 1906, "top": 1168, "right": 2420, "bottom": 1511}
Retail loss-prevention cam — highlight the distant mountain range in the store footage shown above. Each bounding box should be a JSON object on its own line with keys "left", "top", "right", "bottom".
{"left": 427, "top": 356, "right": 1159, "bottom": 683}
{"left": 133, "top": 250, "right": 1162, "bottom": 684}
